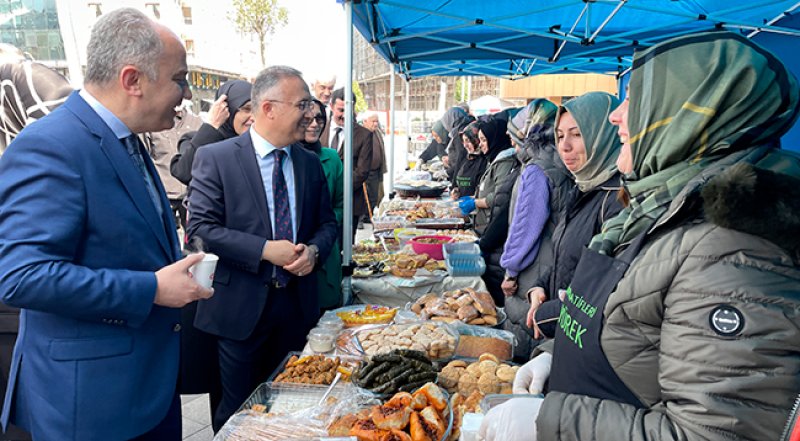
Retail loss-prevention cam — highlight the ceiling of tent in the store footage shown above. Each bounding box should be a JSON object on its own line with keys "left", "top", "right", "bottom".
{"left": 348, "top": 0, "right": 800, "bottom": 79}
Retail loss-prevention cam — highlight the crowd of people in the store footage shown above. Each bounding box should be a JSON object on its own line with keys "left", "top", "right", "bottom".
{"left": 0, "top": 6, "right": 797, "bottom": 441}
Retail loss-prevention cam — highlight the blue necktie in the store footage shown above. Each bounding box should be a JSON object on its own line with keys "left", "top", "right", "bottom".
{"left": 272, "top": 149, "right": 293, "bottom": 286}
{"left": 123, "top": 135, "right": 164, "bottom": 221}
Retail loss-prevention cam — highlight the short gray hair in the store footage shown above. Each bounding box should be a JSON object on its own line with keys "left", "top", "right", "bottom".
{"left": 252, "top": 65, "right": 305, "bottom": 113}
{"left": 85, "top": 8, "right": 163, "bottom": 85}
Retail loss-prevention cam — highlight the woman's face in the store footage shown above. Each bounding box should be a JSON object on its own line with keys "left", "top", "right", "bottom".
{"left": 432, "top": 131, "right": 442, "bottom": 144}
{"left": 478, "top": 130, "right": 489, "bottom": 154}
{"left": 462, "top": 134, "right": 476, "bottom": 154}
{"left": 609, "top": 97, "right": 632, "bottom": 174}
{"left": 556, "top": 111, "right": 587, "bottom": 172}
{"left": 305, "top": 103, "right": 325, "bottom": 143}
{"left": 232, "top": 101, "right": 254, "bottom": 135}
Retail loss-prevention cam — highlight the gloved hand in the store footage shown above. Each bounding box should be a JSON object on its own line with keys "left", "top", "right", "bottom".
{"left": 513, "top": 352, "right": 552, "bottom": 394}
{"left": 458, "top": 196, "right": 476, "bottom": 215}
{"left": 479, "top": 397, "right": 543, "bottom": 441}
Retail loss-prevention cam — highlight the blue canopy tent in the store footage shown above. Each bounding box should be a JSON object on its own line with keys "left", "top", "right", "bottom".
{"left": 345, "top": 0, "right": 800, "bottom": 148}
{"left": 336, "top": 0, "right": 800, "bottom": 300}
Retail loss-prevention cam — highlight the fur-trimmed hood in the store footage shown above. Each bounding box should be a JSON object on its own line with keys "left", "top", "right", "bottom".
{"left": 702, "top": 162, "right": 800, "bottom": 261}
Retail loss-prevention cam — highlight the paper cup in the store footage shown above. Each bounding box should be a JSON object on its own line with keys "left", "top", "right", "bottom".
{"left": 189, "top": 253, "right": 218, "bottom": 289}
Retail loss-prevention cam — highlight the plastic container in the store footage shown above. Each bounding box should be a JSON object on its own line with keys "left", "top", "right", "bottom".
{"left": 443, "top": 242, "right": 486, "bottom": 277}
{"left": 317, "top": 313, "right": 345, "bottom": 333}
{"left": 410, "top": 235, "right": 452, "bottom": 260}
{"left": 372, "top": 215, "right": 407, "bottom": 231}
{"left": 307, "top": 327, "right": 337, "bottom": 353}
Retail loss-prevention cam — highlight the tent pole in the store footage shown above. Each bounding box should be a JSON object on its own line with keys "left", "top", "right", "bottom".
{"left": 342, "top": 0, "right": 354, "bottom": 304}
{"left": 389, "top": 63, "right": 396, "bottom": 192}
{"left": 405, "top": 80, "right": 411, "bottom": 170}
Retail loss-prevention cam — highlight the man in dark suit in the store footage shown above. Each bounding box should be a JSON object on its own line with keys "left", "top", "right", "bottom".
{"left": 0, "top": 8, "right": 213, "bottom": 440}
{"left": 328, "top": 87, "right": 374, "bottom": 241}
{"left": 187, "top": 65, "right": 337, "bottom": 429}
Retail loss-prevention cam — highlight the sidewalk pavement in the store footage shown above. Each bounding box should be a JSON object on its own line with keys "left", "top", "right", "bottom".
{"left": 181, "top": 394, "right": 213, "bottom": 441}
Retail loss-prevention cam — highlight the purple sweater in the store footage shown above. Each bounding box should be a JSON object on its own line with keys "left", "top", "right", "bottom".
{"left": 500, "top": 164, "right": 550, "bottom": 277}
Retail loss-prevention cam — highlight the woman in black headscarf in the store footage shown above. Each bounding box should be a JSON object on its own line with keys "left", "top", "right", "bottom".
{"left": 452, "top": 120, "right": 488, "bottom": 198}
{"left": 170, "top": 79, "right": 253, "bottom": 185}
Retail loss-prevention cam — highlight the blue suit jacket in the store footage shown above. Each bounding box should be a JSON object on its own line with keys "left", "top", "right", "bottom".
{"left": 0, "top": 92, "right": 182, "bottom": 440}
{"left": 187, "top": 133, "right": 337, "bottom": 340}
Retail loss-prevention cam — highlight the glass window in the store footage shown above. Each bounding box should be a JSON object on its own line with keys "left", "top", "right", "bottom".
{"left": 182, "top": 6, "right": 192, "bottom": 25}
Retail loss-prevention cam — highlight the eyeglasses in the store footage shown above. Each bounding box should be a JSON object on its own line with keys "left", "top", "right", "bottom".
{"left": 313, "top": 114, "right": 325, "bottom": 124}
{"left": 265, "top": 99, "right": 314, "bottom": 113}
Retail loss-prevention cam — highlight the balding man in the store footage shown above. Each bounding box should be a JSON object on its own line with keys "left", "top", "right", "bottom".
{"left": 0, "top": 8, "right": 212, "bottom": 440}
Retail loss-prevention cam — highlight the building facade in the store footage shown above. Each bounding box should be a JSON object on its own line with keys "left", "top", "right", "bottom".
{"left": 0, "top": 0, "right": 260, "bottom": 108}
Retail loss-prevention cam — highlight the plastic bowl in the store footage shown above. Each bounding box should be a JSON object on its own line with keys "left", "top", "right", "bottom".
{"left": 410, "top": 235, "right": 452, "bottom": 260}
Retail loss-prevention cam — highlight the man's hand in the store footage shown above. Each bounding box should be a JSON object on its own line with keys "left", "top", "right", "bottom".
{"left": 261, "top": 240, "right": 300, "bottom": 266}
{"left": 283, "top": 243, "right": 315, "bottom": 277}
{"left": 501, "top": 278, "right": 518, "bottom": 297}
{"left": 526, "top": 287, "right": 547, "bottom": 338}
{"left": 208, "top": 94, "right": 229, "bottom": 129}
{"left": 154, "top": 254, "right": 214, "bottom": 308}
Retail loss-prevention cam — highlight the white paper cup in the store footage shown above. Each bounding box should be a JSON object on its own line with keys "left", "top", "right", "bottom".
{"left": 189, "top": 253, "right": 218, "bottom": 289}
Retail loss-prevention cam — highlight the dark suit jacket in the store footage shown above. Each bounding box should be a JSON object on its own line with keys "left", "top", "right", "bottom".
{"left": 0, "top": 92, "right": 182, "bottom": 440}
{"left": 337, "top": 123, "right": 374, "bottom": 217}
{"left": 170, "top": 123, "right": 227, "bottom": 185}
{"left": 187, "top": 133, "right": 337, "bottom": 341}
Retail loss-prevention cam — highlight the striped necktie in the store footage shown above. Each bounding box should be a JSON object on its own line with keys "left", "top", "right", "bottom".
{"left": 272, "top": 149, "right": 293, "bottom": 286}
{"left": 123, "top": 135, "right": 164, "bottom": 220}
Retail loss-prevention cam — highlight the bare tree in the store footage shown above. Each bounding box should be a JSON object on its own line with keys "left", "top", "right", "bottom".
{"left": 230, "top": 0, "right": 288, "bottom": 67}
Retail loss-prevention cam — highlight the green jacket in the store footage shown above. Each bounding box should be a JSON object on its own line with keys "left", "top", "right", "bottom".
{"left": 537, "top": 158, "right": 800, "bottom": 441}
{"left": 317, "top": 148, "right": 343, "bottom": 309}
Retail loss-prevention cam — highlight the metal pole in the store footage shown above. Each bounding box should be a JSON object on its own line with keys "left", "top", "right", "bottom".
{"left": 388, "top": 63, "right": 396, "bottom": 191}
{"left": 405, "top": 80, "right": 411, "bottom": 169}
{"left": 342, "top": 0, "right": 354, "bottom": 303}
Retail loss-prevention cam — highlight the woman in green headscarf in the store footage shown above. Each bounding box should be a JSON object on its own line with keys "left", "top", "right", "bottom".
{"left": 522, "top": 92, "right": 625, "bottom": 339}
{"left": 482, "top": 31, "right": 800, "bottom": 441}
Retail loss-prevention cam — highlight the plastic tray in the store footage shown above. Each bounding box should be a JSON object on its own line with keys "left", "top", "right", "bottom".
{"left": 443, "top": 243, "right": 485, "bottom": 277}
{"left": 266, "top": 352, "right": 362, "bottom": 386}
{"left": 354, "top": 322, "right": 459, "bottom": 360}
{"left": 237, "top": 382, "right": 346, "bottom": 415}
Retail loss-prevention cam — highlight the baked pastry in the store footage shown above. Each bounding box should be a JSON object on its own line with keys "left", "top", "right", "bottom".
{"left": 457, "top": 304, "right": 479, "bottom": 321}
{"left": 466, "top": 289, "right": 496, "bottom": 315}
{"left": 456, "top": 335, "right": 512, "bottom": 360}
{"left": 383, "top": 429, "right": 413, "bottom": 441}
{"left": 371, "top": 400, "right": 412, "bottom": 430}
{"left": 350, "top": 419, "right": 391, "bottom": 441}
{"left": 478, "top": 353, "right": 500, "bottom": 363}
{"left": 328, "top": 413, "right": 360, "bottom": 436}
{"left": 409, "top": 407, "right": 445, "bottom": 441}
{"left": 415, "top": 382, "right": 447, "bottom": 411}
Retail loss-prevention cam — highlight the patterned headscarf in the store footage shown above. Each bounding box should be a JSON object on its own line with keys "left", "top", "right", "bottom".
{"left": 460, "top": 121, "right": 481, "bottom": 153}
{"left": 589, "top": 31, "right": 800, "bottom": 254}
{"left": 508, "top": 98, "right": 558, "bottom": 147}
{"left": 558, "top": 92, "right": 621, "bottom": 192}
{"left": 514, "top": 99, "right": 559, "bottom": 165}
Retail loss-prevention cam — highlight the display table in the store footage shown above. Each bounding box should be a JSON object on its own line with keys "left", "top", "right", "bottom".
{"left": 352, "top": 274, "right": 487, "bottom": 307}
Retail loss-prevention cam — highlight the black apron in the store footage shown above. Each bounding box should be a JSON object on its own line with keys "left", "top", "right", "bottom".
{"left": 548, "top": 230, "right": 651, "bottom": 408}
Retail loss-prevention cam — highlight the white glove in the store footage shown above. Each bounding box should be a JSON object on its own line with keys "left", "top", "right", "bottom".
{"left": 513, "top": 352, "right": 552, "bottom": 394}
{"left": 479, "top": 397, "right": 543, "bottom": 441}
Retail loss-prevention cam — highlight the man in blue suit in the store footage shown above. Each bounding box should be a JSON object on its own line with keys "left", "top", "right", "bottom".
{"left": 0, "top": 8, "right": 213, "bottom": 440}
{"left": 187, "top": 66, "right": 338, "bottom": 429}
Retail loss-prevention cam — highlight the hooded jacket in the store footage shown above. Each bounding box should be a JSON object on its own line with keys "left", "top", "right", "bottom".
{"left": 537, "top": 31, "right": 800, "bottom": 441}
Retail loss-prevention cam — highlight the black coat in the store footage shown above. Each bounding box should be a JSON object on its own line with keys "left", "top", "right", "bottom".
{"left": 169, "top": 123, "right": 227, "bottom": 185}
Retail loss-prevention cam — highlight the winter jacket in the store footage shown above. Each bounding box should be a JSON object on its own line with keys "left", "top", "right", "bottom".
{"left": 531, "top": 173, "right": 623, "bottom": 298}
{"left": 475, "top": 148, "right": 518, "bottom": 235}
{"left": 537, "top": 160, "right": 800, "bottom": 441}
